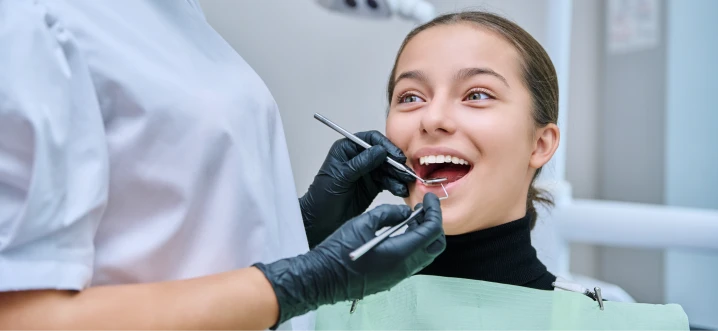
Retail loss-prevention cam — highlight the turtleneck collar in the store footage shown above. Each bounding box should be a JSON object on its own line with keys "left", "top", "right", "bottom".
{"left": 417, "top": 213, "right": 555, "bottom": 290}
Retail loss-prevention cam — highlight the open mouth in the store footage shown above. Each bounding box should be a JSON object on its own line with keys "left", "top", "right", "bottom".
{"left": 415, "top": 154, "right": 473, "bottom": 185}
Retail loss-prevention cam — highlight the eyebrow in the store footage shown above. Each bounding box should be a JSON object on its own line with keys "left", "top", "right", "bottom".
{"left": 394, "top": 67, "right": 510, "bottom": 88}
{"left": 455, "top": 67, "right": 510, "bottom": 88}
{"left": 394, "top": 70, "right": 430, "bottom": 86}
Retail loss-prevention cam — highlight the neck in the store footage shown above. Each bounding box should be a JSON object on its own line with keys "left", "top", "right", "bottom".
{"left": 417, "top": 213, "right": 555, "bottom": 290}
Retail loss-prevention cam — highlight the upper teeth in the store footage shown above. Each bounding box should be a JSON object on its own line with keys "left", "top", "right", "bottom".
{"left": 419, "top": 155, "right": 469, "bottom": 165}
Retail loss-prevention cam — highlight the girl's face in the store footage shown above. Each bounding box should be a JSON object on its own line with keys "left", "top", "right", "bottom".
{"left": 386, "top": 23, "right": 559, "bottom": 234}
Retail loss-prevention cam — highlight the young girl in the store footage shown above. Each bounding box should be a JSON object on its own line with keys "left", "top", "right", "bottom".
{"left": 385, "top": 10, "right": 560, "bottom": 290}
{"left": 314, "top": 12, "right": 688, "bottom": 330}
{"left": 313, "top": 11, "right": 689, "bottom": 330}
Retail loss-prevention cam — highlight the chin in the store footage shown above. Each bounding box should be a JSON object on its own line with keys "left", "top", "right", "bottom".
{"left": 440, "top": 220, "right": 466, "bottom": 235}
{"left": 437, "top": 206, "right": 473, "bottom": 235}
{"left": 404, "top": 194, "right": 472, "bottom": 235}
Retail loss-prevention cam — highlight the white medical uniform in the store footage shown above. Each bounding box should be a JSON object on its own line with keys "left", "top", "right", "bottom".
{"left": 0, "top": 0, "right": 312, "bottom": 329}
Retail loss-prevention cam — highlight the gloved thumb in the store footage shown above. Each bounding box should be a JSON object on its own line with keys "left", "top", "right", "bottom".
{"left": 420, "top": 192, "right": 442, "bottom": 224}
{"left": 360, "top": 204, "right": 412, "bottom": 231}
{"left": 342, "top": 145, "right": 388, "bottom": 183}
{"left": 401, "top": 193, "right": 445, "bottom": 254}
{"left": 420, "top": 192, "right": 445, "bottom": 255}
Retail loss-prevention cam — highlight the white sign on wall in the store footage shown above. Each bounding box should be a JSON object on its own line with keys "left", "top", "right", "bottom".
{"left": 607, "top": 0, "right": 661, "bottom": 54}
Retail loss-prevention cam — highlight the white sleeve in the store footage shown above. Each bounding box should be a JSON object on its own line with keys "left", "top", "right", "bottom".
{"left": 0, "top": 1, "right": 109, "bottom": 291}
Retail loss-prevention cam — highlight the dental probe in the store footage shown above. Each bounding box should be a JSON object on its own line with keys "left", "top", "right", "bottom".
{"left": 313, "top": 113, "right": 447, "bottom": 186}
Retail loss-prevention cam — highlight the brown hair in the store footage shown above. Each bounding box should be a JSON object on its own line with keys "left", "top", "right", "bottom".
{"left": 386, "top": 11, "right": 558, "bottom": 229}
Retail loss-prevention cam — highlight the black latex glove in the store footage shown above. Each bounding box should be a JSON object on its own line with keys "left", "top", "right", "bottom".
{"left": 300, "top": 130, "right": 416, "bottom": 248}
{"left": 255, "top": 193, "right": 446, "bottom": 329}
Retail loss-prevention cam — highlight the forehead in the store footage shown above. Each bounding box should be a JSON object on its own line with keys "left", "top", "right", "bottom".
{"left": 395, "top": 23, "right": 523, "bottom": 83}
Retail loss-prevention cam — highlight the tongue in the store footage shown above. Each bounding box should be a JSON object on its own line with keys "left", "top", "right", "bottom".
{"left": 426, "top": 164, "right": 470, "bottom": 183}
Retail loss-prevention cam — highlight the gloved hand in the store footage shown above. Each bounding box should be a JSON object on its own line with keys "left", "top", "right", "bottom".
{"left": 255, "top": 193, "right": 445, "bottom": 328}
{"left": 300, "top": 130, "right": 416, "bottom": 247}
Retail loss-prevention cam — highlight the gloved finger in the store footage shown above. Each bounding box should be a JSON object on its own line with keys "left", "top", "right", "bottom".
{"left": 404, "top": 204, "right": 423, "bottom": 231}
{"left": 354, "top": 131, "right": 414, "bottom": 183}
{"left": 341, "top": 145, "right": 388, "bottom": 183}
{"left": 382, "top": 204, "right": 444, "bottom": 259}
{"left": 404, "top": 219, "right": 418, "bottom": 232}
{"left": 406, "top": 202, "right": 424, "bottom": 231}
{"left": 355, "top": 131, "right": 407, "bottom": 164}
{"left": 418, "top": 192, "right": 442, "bottom": 225}
{"left": 402, "top": 228, "right": 446, "bottom": 275}
{"left": 369, "top": 162, "right": 415, "bottom": 192}
{"left": 383, "top": 194, "right": 444, "bottom": 258}
{"left": 418, "top": 193, "right": 445, "bottom": 255}
{"left": 376, "top": 174, "right": 409, "bottom": 197}
{"left": 360, "top": 204, "right": 413, "bottom": 232}
{"left": 379, "top": 222, "right": 444, "bottom": 272}
{"left": 426, "top": 233, "right": 446, "bottom": 255}
{"left": 329, "top": 136, "right": 366, "bottom": 162}
{"left": 382, "top": 164, "right": 417, "bottom": 183}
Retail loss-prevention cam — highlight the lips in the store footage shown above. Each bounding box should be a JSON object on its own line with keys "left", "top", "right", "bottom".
{"left": 411, "top": 147, "right": 474, "bottom": 185}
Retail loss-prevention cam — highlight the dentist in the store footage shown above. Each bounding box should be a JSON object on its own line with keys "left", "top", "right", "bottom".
{"left": 0, "top": 1, "right": 445, "bottom": 330}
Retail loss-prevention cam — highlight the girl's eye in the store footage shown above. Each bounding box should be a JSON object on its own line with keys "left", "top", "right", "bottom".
{"left": 399, "top": 94, "right": 425, "bottom": 104}
{"left": 466, "top": 91, "right": 492, "bottom": 101}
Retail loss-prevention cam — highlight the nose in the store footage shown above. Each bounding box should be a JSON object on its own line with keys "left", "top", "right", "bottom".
{"left": 420, "top": 96, "right": 457, "bottom": 137}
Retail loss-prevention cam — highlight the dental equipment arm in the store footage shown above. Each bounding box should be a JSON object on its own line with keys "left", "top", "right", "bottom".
{"left": 315, "top": 0, "right": 436, "bottom": 24}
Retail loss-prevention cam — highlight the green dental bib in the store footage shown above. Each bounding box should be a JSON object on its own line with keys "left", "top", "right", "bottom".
{"left": 315, "top": 275, "right": 688, "bottom": 330}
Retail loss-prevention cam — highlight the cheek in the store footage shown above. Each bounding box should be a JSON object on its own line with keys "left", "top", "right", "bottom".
{"left": 385, "top": 113, "right": 413, "bottom": 149}
{"left": 465, "top": 112, "right": 533, "bottom": 161}
{"left": 461, "top": 113, "right": 534, "bottom": 210}
{"left": 387, "top": 113, "right": 422, "bottom": 207}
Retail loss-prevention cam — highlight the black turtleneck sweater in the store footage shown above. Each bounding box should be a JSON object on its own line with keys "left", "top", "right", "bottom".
{"left": 418, "top": 213, "right": 556, "bottom": 291}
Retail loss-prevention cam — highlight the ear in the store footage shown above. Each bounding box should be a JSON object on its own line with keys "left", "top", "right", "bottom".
{"left": 529, "top": 123, "right": 560, "bottom": 169}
